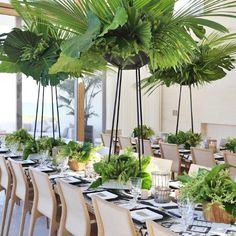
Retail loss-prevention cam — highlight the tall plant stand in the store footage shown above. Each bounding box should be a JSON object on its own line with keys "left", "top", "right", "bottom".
{"left": 108, "top": 67, "right": 146, "bottom": 171}
{"left": 33, "top": 84, "right": 61, "bottom": 139}
{"left": 175, "top": 84, "right": 194, "bottom": 134}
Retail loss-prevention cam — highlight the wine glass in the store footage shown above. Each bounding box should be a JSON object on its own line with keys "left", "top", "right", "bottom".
{"left": 57, "top": 156, "right": 69, "bottom": 176}
{"left": 39, "top": 150, "right": 48, "bottom": 167}
{"left": 177, "top": 197, "right": 194, "bottom": 231}
{"left": 129, "top": 177, "right": 142, "bottom": 207}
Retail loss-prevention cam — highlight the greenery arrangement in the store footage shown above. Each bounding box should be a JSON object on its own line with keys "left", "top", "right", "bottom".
{"left": 22, "top": 137, "right": 66, "bottom": 160}
{"left": 5, "top": 129, "right": 33, "bottom": 150}
{"left": 177, "top": 164, "right": 236, "bottom": 219}
{"left": 58, "top": 140, "right": 96, "bottom": 163}
{"left": 224, "top": 138, "right": 236, "bottom": 153}
{"left": 133, "top": 125, "right": 154, "bottom": 140}
{"left": 90, "top": 149, "right": 151, "bottom": 189}
{"left": 142, "top": 33, "right": 236, "bottom": 92}
{"left": 17, "top": 0, "right": 236, "bottom": 75}
{"left": 167, "top": 131, "right": 201, "bottom": 149}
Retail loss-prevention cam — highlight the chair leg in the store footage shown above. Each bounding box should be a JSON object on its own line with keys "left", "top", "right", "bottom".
{"left": 0, "top": 190, "right": 10, "bottom": 236}
{"left": 48, "top": 219, "right": 57, "bottom": 236}
{"left": 19, "top": 201, "right": 28, "bottom": 236}
{"left": 4, "top": 194, "right": 16, "bottom": 236}
{"left": 28, "top": 205, "right": 41, "bottom": 236}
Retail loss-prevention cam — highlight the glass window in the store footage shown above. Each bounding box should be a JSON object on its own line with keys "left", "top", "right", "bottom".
{"left": 0, "top": 14, "right": 17, "bottom": 133}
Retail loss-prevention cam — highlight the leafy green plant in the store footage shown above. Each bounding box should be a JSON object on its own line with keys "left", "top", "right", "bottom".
{"left": 142, "top": 33, "right": 236, "bottom": 92}
{"left": 167, "top": 131, "right": 201, "bottom": 149}
{"left": 224, "top": 138, "right": 236, "bottom": 153}
{"left": 133, "top": 125, "right": 154, "bottom": 140}
{"left": 5, "top": 129, "right": 33, "bottom": 150}
{"left": 19, "top": 0, "right": 236, "bottom": 74}
{"left": 58, "top": 140, "right": 96, "bottom": 163}
{"left": 177, "top": 164, "right": 236, "bottom": 218}
{"left": 22, "top": 137, "right": 66, "bottom": 160}
{"left": 90, "top": 149, "right": 152, "bottom": 189}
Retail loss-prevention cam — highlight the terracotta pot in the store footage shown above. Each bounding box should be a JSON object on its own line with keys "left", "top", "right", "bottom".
{"left": 68, "top": 160, "right": 86, "bottom": 171}
{"left": 203, "top": 202, "right": 235, "bottom": 224}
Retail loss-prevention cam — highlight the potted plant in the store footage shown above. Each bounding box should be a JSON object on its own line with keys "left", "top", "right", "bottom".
{"left": 142, "top": 33, "right": 236, "bottom": 132}
{"left": 22, "top": 0, "right": 236, "bottom": 74}
{"left": 132, "top": 125, "right": 154, "bottom": 140}
{"left": 90, "top": 149, "right": 152, "bottom": 189}
{"left": 167, "top": 131, "right": 201, "bottom": 150}
{"left": 59, "top": 141, "right": 96, "bottom": 171}
{"left": 5, "top": 129, "right": 33, "bottom": 151}
{"left": 224, "top": 138, "right": 236, "bottom": 153}
{"left": 22, "top": 137, "right": 66, "bottom": 160}
{"left": 177, "top": 164, "right": 236, "bottom": 223}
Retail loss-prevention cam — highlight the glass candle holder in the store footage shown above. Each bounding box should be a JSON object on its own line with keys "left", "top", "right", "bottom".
{"left": 152, "top": 170, "right": 171, "bottom": 203}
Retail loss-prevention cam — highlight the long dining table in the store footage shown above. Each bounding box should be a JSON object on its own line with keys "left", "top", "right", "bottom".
{"left": 1, "top": 149, "right": 235, "bottom": 236}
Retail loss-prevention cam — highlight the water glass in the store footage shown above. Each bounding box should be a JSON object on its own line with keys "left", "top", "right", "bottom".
{"left": 177, "top": 198, "right": 194, "bottom": 231}
{"left": 39, "top": 150, "right": 48, "bottom": 167}
{"left": 129, "top": 177, "right": 142, "bottom": 206}
{"left": 58, "top": 156, "right": 69, "bottom": 176}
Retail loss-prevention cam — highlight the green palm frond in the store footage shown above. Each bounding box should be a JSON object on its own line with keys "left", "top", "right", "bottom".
{"left": 142, "top": 33, "right": 236, "bottom": 94}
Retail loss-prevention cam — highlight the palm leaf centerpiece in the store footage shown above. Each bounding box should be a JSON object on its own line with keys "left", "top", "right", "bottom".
{"left": 22, "top": 0, "right": 236, "bottom": 71}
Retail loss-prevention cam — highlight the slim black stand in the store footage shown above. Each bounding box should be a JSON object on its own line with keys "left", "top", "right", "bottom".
{"left": 33, "top": 84, "right": 61, "bottom": 139}
{"left": 108, "top": 67, "right": 144, "bottom": 171}
{"left": 175, "top": 84, "right": 194, "bottom": 134}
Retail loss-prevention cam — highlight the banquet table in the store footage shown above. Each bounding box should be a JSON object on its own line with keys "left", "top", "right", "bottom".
{"left": 1, "top": 150, "right": 234, "bottom": 236}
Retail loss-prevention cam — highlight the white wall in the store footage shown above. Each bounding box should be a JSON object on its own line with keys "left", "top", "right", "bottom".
{"left": 106, "top": 67, "right": 161, "bottom": 136}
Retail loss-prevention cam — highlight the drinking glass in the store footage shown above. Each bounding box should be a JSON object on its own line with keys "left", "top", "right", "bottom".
{"left": 177, "top": 197, "right": 194, "bottom": 231}
{"left": 39, "top": 150, "right": 48, "bottom": 167}
{"left": 58, "top": 156, "right": 69, "bottom": 176}
{"left": 129, "top": 177, "right": 142, "bottom": 206}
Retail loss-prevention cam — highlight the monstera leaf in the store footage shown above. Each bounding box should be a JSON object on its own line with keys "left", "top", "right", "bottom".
{"left": 2, "top": 28, "right": 67, "bottom": 86}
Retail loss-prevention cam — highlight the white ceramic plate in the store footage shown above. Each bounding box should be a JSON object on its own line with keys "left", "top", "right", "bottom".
{"left": 86, "top": 191, "right": 118, "bottom": 200}
{"left": 131, "top": 208, "right": 163, "bottom": 223}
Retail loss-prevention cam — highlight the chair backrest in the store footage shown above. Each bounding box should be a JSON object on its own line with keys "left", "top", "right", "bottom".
{"left": 118, "top": 136, "right": 133, "bottom": 150}
{"left": 224, "top": 152, "right": 236, "bottom": 179}
{"left": 136, "top": 139, "right": 153, "bottom": 156}
{"left": 101, "top": 133, "right": 112, "bottom": 147}
{"left": 151, "top": 157, "right": 173, "bottom": 173}
{"left": 56, "top": 180, "right": 90, "bottom": 236}
{"left": 8, "top": 159, "right": 28, "bottom": 201}
{"left": 0, "top": 156, "right": 11, "bottom": 190}
{"left": 105, "top": 129, "right": 122, "bottom": 136}
{"left": 188, "top": 164, "right": 211, "bottom": 176}
{"left": 191, "top": 148, "right": 216, "bottom": 168}
{"left": 160, "top": 143, "right": 181, "bottom": 174}
{"left": 146, "top": 220, "right": 178, "bottom": 236}
{"left": 29, "top": 168, "right": 57, "bottom": 219}
{"left": 92, "top": 196, "right": 136, "bottom": 236}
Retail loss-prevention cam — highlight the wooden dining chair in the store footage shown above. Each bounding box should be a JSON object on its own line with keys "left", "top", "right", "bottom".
{"left": 101, "top": 133, "right": 112, "bottom": 148}
{"left": 118, "top": 136, "right": 133, "bottom": 150}
{"left": 188, "top": 164, "right": 211, "bottom": 176}
{"left": 28, "top": 168, "right": 59, "bottom": 236}
{"left": 146, "top": 220, "right": 178, "bottom": 236}
{"left": 136, "top": 139, "right": 154, "bottom": 156}
{"left": 92, "top": 196, "right": 137, "bottom": 236}
{"left": 224, "top": 152, "right": 236, "bottom": 179}
{"left": 159, "top": 143, "right": 181, "bottom": 177}
{"left": 151, "top": 157, "right": 173, "bottom": 173}
{"left": 6, "top": 159, "right": 34, "bottom": 236}
{"left": 56, "top": 179, "right": 91, "bottom": 236}
{"left": 0, "top": 156, "right": 12, "bottom": 236}
{"left": 191, "top": 148, "right": 216, "bottom": 168}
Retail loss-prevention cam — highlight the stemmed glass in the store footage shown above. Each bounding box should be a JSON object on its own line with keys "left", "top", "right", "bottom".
{"left": 129, "top": 177, "right": 142, "bottom": 207}
{"left": 57, "top": 156, "right": 69, "bottom": 176}
{"left": 177, "top": 197, "right": 194, "bottom": 231}
{"left": 39, "top": 150, "right": 48, "bottom": 167}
